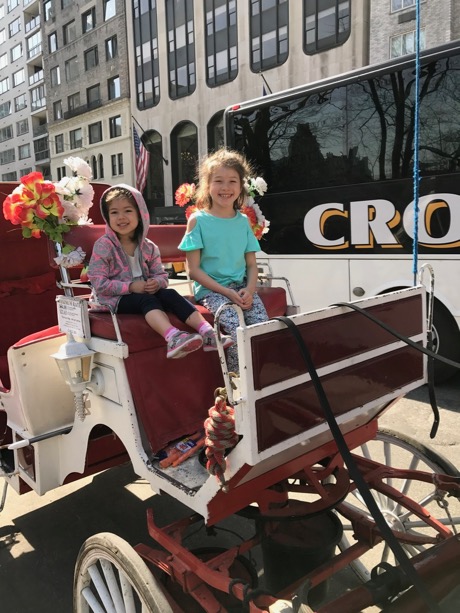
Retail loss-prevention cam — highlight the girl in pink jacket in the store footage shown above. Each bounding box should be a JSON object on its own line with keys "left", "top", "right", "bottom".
{"left": 88, "top": 184, "right": 232, "bottom": 359}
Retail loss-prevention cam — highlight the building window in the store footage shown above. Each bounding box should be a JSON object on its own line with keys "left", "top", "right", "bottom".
{"left": 171, "top": 121, "right": 198, "bottom": 186}
{"left": 2, "top": 171, "right": 17, "bottom": 181}
{"left": 0, "top": 101, "right": 11, "bottom": 118}
{"left": 56, "top": 165, "right": 66, "bottom": 180}
{"left": 82, "top": 7, "right": 96, "bottom": 33}
{"left": 63, "top": 20, "right": 76, "bottom": 45}
{"left": 0, "top": 77, "right": 10, "bottom": 94}
{"left": 89, "top": 121, "right": 102, "bottom": 144}
{"left": 0, "top": 148, "right": 15, "bottom": 165}
{"left": 304, "top": 0, "right": 350, "bottom": 54}
{"left": 0, "top": 53, "right": 6, "bottom": 69}
{"left": 65, "top": 56, "right": 79, "bottom": 81}
{"left": 62, "top": 0, "right": 73, "bottom": 8}
{"left": 91, "top": 155, "right": 98, "bottom": 179}
{"left": 27, "top": 31, "right": 41, "bottom": 58}
{"left": 16, "top": 119, "right": 28, "bottom": 136}
{"left": 111, "top": 153, "right": 123, "bottom": 176}
{"left": 18, "top": 144, "right": 31, "bottom": 160}
{"left": 250, "top": 0, "right": 288, "bottom": 72}
{"left": 104, "top": 0, "right": 116, "bottom": 21}
{"left": 98, "top": 154, "right": 104, "bottom": 178}
{"left": 84, "top": 46, "right": 98, "bottom": 70}
{"left": 13, "top": 68, "right": 25, "bottom": 87}
{"left": 207, "top": 110, "right": 224, "bottom": 151}
{"left": 20, "top": 168, "right": 32, "bottom": 177}
{"left": 391, "top": 0, "right": 416, "bottom": 11}
{"left": 8, "top": 17, "right": 21, "bottom": 37}
{"left": 34, "top": 137, "right": 49, "bottom": 161}
{"left": 7, "top": 0, "right": 19, "bottom": 11}
{"left": 68, "top": 92, "right": 80, "bottom": 111}
{"left": 133, "top": 0, "right": 160, "bottom": 109}
{"left": 390, "top": 28, "right": 426, "bottom": 58}
{"left": 53, "top": 100, "right": 63, "bottom": 120}
{"left": 0, "top": 125, "right": 13, "bottom": 143}
{"left": 0, "top": 29, "right": 5, "bottom": 44}
{"left": 50, "top": 65, "right": 61, "bottom": 87}
{"left": 205, "top": 0, "right": 238, "bottom": 87}
{"left": 10, "top": 42, "right": 22, "bottom": 61}
{"left": 48, "top": 31, "right": 57, "bottom": 53}
{"left": 14, "top": 93, "right": 27, "bottom": 111}
{"left": 43, "top": 1, "right": 53, "bottom": 21}
{"left": 166, "top": 0, "right": 196, "bottom": 100}
{"left": 0, "top": 4, "right": 3, "bottom": 18}
{"left": 105, "top": 35, "right": 118, "bottom": 60}
{"left": 108, "top": 75, "right": 121, "bottom": 99}
{"left": 55, "top": 134, "right": 64, "bottom": 153}
{"left": 109, "top": 115, "right": 122, "bottom": 138}
{"left": 87, "top": 83, "right": 101, "bottom": 108}
{"left": 70, "top": 128, "right": 82, "bottom": 149}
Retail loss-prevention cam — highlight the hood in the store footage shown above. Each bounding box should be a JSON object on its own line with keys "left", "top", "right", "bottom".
{"left": 99, "top": 183, "right": 150, "bottom": 243}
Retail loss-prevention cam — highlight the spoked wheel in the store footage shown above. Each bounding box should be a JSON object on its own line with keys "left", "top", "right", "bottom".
{"left": 338, "top": 428, "right": 460, "bottom": 582}
{"left": 73, "top": 532, "right": 173, "bottom": 613}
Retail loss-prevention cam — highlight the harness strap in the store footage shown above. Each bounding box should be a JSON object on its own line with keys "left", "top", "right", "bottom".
{"left": 273, "top": 314, "right": 442, "bottom": 612}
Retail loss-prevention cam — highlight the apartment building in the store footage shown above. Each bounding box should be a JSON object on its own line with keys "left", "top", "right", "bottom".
{"left": 42, "top": 0, "right": 132, "bottom": 186}
{"left": 370, "top": 0, "right": 460, "bottom": 64}
{"left": 0, "top": 0, "right": 48, "bottom": 181}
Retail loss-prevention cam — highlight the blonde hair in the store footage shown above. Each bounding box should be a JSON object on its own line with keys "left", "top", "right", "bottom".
{"left": 194, "top": 148, "right": 253, "bottom": 211}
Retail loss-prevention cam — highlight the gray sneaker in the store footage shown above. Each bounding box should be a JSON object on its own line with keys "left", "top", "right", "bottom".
{"left": 167, "top": 331, "right": 203, "bottom": 359}
{"left": 201, "top": 329, "right": 234, "bottom": 352}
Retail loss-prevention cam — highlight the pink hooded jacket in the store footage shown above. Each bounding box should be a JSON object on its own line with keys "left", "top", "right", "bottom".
{"left": 88, "top": 184, "right": 168, "bottom": 312}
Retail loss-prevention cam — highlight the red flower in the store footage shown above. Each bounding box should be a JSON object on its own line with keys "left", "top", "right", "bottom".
{"left": 175, "top": 183, "right": 196, "bottom": 207}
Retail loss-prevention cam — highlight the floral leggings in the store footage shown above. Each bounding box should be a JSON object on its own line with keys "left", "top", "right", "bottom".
{"left": 198, "top": 282, "right": 268, "bottom": 374}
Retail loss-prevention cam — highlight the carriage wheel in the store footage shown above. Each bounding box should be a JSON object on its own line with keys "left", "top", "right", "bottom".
{"left": 339, "top": 428, "right": 460, "bottom": 583}
{"left": 73, "top": 532, "right": 173, "bottom": 613}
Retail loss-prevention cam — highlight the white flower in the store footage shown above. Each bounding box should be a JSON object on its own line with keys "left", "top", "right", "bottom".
{"left": 253, "top": 177, "right": 268, "bottom": 196}
{"left": 53, "top": 246, "right": 86, "bottom": 268}
{"left": 63, "top": 157, "right": 93, "bottom": 180}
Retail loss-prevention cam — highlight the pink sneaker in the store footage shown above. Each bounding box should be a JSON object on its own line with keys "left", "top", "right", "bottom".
{"left": 167, "top": 331, "right": 203, "bottom": 359}
{"left": 201, "top": 329, "right": 234, "bottom": 352}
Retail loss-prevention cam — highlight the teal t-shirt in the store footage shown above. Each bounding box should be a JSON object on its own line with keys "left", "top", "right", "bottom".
{"left": 178, "top": 209, "right": 260, "bottom": 300}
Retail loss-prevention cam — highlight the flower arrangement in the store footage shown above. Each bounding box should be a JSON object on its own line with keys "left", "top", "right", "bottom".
{"left": 174, "top": 175, "right": 270, "bottom": 239}
{"left": 3, "top": 157, "right": 94, "bottom": 268}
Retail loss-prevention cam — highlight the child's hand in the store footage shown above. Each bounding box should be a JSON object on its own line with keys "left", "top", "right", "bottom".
{"left": 145, "top": 278, "right": 160, "bottom": 294}
{"left": 238, "top": 288, "right": 254, "bottom": 310}
{"left": 129, "top": 280, "right": 147, "bottom": 293}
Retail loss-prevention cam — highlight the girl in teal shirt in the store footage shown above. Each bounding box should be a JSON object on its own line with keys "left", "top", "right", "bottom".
{"left": 179, "top": 149, "right": 268, "bottom": 374}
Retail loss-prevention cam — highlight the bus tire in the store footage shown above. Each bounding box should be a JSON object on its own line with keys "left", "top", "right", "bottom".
{"left": 432, "top": 300, "right": 460, "bottom": 383}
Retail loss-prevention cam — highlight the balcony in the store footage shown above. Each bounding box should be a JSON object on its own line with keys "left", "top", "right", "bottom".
{"left": 29, "top": 70, "right": 43, "bottom": 86}
{"left": 27, "top": 44, "right": 42, "bottom": 60}
{"left": 35, "top": 150, "right": 50, "bottom": 162}
{"left": 33, "top": 124, "right": 48, "bottom": 137}
{"left": 64, "top": 100, "right": 102, "bottom": 120}
{"left": 31, "top": 98, "right": 46, "bottom": 112}
{"left": 25, "top": 16, "right": 40, "bottom": 34}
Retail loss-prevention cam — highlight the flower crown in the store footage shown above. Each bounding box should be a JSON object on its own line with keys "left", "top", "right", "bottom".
{"left": 174, "top": 175, "right": 270, "bottom": 240}
{"left": 3, "top": 157, "right": 94, "bottom": 267}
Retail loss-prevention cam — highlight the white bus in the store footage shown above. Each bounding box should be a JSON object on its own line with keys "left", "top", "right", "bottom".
{"left": 225, "top": 40, "right": 460, "bottom": 382}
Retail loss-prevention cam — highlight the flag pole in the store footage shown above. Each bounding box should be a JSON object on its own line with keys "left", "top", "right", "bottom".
{"left": 132, "top": 116, "right": 168, "bottom": 165}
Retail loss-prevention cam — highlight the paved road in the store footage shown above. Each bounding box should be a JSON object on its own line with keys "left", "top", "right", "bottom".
{"left": 1, "top": 373, "right": 459, "bottom": 612}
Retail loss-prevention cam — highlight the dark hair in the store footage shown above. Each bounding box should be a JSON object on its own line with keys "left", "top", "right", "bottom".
{"left": 194, "top": 148, "right": 253, "bottom": 211}
{"left": 102, "top": 187, "right": 142, "bottom": 241}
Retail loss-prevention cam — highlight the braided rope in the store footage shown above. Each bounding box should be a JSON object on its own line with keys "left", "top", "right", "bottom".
{"left": 204, "top": 387, "right": 238, "bottom": 491}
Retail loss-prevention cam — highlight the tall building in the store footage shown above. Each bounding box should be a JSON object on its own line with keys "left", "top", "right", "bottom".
{"left": 42, "top": 0, "right": 132, "bottom": 187}
{"left": 0, "top": 0, "right": 48, "bottom": 181}
{"left": 126, "top": 0, "right": 370, "bottom": 214}
{"left": 370, "top": 0, "right": 460, "bottom": 64}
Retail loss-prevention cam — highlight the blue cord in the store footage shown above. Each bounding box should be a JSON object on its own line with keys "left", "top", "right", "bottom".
{"left": 412, "top": 0, "right": 421, "bottom": 283}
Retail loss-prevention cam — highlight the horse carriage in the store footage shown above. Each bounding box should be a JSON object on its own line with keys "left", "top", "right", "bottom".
{"left": 1, "top": 183, "right": 460, "bottom": 612}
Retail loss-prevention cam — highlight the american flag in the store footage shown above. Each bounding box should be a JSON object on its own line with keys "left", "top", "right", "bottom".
{"left": 133, "top": 124, "right": 149, "bottom": 193}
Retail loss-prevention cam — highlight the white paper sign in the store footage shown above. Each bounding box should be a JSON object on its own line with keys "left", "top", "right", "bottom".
{"left": 56, "top": 296, "right": 91, "bottom": 339}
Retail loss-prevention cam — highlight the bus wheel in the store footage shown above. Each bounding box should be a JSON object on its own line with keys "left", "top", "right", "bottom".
{"left": 432, "top": 300, "right": 460, "bottom": 383}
